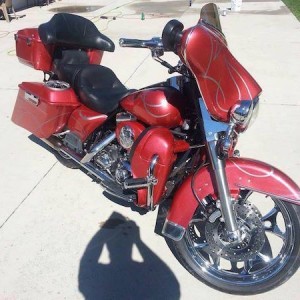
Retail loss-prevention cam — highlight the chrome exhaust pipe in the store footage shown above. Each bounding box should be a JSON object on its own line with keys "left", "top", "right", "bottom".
{"left": 42, "top": 136, "right": 114, "bottom": 184}
{"left": 43, "top": 135, "right": 136, "bottom": 202}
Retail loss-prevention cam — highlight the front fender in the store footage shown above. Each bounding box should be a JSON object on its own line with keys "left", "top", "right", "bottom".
{"left": 162, "top": 157, "right": 300, "bottom": 241}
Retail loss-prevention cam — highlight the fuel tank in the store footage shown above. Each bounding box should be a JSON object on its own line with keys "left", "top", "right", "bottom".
{"left": 120, "top": 87, "right": 185, "bottom": 128}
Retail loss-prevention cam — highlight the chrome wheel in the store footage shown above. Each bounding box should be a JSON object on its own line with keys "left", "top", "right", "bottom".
{"left": 166, "top": 191, "right": 300, "bottom": 294}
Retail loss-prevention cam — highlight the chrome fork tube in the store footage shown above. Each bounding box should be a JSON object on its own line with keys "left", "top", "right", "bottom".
{"left": 199, "top": 98, "right": 241, "bottom": 242}
{"left": 207, "top": 140, "right": 240, "bottom": 241}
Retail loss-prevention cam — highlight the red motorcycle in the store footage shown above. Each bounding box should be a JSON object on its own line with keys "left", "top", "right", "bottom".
{"left": 12, "top": 3, "right": 300, "bottom": 295}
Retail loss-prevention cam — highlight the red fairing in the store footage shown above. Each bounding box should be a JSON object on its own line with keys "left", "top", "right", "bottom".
{"left": 179, "top": 23, "right": 262, "bottom": 122}
{"left": 130, "top": 128, "right": 177, "bottom": 207}
{"left": 120, "top": 88, "right": 184, "bottom": 128}
{"left": 166, "top": 157, "right": 300, "bottom": 229}
{"left": 15, "top": 28, "right": 54, "bottom": 72}
{"left": 11, "top": 82, "right": 80, "bottom": 138}
{"left": 67, "top": 105, "right": 107, "bottom": 141}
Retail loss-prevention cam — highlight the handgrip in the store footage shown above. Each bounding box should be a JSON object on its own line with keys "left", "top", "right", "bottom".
{"left": 119, "top": 38, "right": 148, "bottom": 48}
{"left": 119, "top": 37, "right": 162, "bottom": 49}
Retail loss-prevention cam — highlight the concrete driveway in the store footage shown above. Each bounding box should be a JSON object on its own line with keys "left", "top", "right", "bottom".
{"left": 0, "top": 0, "right": 299, "bottom": 299}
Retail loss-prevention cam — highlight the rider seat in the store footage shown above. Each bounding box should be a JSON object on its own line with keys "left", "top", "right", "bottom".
{"left": 73, "top": 65, "right": 132, "bottom": 114}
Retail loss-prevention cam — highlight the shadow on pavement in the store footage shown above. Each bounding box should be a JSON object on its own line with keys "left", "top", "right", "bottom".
{"left": 78, "top": 212, "right": 180, "bottom": 300}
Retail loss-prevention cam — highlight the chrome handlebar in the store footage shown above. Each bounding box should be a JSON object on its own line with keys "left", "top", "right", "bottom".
{"left": 119, "top": 37, "right": 188, "bottom": 76}
{"left": 119, "top": 37, "right": 163, "bottom": 49}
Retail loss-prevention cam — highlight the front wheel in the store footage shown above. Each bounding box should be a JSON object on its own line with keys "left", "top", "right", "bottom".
{"left": 166, "top": 191, "right": 300, "bottom": 295}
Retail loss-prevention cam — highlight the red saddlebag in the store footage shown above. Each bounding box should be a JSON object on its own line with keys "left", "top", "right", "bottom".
{"left": 12, "top": 82, "right": 80, "bottom": 138}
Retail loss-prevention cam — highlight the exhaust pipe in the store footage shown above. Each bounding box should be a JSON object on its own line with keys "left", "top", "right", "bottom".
{"left": 42, "top": 136, "right": 114, "bottom": 184}
{"left": 42, "top": 136, "right": 136, "bottom": 202}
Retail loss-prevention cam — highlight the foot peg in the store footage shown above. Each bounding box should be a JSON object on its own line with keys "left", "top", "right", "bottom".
{"left": 123, "top": 154, "right": 159, "bottom": 210}
{"left": 124, "top": 177, "right": 150, "bottom": 189}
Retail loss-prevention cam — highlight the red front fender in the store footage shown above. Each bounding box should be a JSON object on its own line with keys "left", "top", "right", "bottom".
{"left": 162, "top": 157, "right": 300, "bottom": 241}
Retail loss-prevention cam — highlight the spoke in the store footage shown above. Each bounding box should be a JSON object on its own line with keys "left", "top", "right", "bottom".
{"left": 229, "top": 261, "right": 240, "bottom": 273}
{"left": 261, "top": 234, "right": 273, "bottom": 258}
{"left": 210, "top": 254, "right": 221, "bottom": 269}
{"left": 242, "top": 259, "right": 253, "bottom": 275}
{"left": 247, "top": 252, "right": 272, "bottom": 272}
{"left": 257, "top": 252, "right": 272, "bottom": 263}
{"left": 265, "top": 224, "right": 286, "bottom": 240}
{"left": 261, "top": 206, "right": 279, "bottom": 222}
{"left": 194, "top": 241, "right": 209, "bottom": 250}
{"left": 261, "top": 206, "right": 286, "bottom": 240}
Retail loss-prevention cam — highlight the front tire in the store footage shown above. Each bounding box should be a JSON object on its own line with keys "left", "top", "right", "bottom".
{"left": 166, "top": 192, "right": 300, "bottom": 295}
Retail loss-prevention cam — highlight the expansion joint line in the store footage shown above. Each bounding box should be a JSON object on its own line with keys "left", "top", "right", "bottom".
{"left": 0, "top": 162, "right": 57, "bottom": 230}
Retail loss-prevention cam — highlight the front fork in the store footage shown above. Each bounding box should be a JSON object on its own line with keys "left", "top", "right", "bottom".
{"left": 207, "top": 140, "right": 241, "bottom": 241}
{"left": 200, "top": 99, "right": 241, "bottom": 242}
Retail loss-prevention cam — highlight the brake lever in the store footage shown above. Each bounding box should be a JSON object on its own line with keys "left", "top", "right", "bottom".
{"left": 154, "top": 57, "right": 185, "bottom": 75}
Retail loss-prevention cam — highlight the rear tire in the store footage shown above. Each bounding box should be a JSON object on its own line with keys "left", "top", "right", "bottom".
{"left": 166, "top": 193, "right": 300, "bottom": 295}
{"left": 54, "top": 150, "right": 79, "bottom": 169}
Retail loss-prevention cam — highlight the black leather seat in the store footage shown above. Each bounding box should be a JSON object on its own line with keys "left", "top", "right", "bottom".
{"left": 73, "top": 65, "right": 132, "bottom": 114}
{"left": 52, "top": 50, "right": 90, "bottom": 83}
{"left": 38, "top": 13, "right": 115, "bottom": 52}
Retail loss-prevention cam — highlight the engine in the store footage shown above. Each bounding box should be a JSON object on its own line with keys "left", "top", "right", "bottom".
{"left": 94, "top": 142, "right": 132, "bottom": 184}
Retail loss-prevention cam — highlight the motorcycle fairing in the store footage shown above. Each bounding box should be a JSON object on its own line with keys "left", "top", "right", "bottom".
{"left": 130, "top": 127, "right": 177, "bottom": 207}
{"left": 179, "top": 23, "right": 262, "bottom": 122}
{"left": 163, "top": 157, "right": 300, "bottom": 240}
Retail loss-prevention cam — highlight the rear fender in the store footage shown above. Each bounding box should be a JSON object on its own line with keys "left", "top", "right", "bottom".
{"left": 162, "top": 157, "right": 300, "bottom": 241}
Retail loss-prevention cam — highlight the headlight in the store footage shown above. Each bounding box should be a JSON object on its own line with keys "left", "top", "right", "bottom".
{"left": 230, "top": 98, "right": 259, "bottom": 132}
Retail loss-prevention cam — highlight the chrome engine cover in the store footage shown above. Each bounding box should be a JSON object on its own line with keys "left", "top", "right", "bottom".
{"left": 119, "top": 125, "right": 135, "bottom": 149}
{"left": 94, "top": 143, "right": 132, "bottom": 184}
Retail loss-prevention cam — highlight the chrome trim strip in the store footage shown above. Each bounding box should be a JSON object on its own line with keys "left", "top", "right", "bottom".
{"left": 116, "top": 112, "right": 137, "bottom": 122}
{"left": 147, "top": 154, "right": 159, "bottom": 210}
{"left": 25, "top": 92, "right": 39, "bottom": 106}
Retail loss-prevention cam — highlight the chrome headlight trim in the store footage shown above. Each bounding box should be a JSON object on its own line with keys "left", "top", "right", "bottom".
{"left": 231, "top": 98, "right": 259, "bottom": 132}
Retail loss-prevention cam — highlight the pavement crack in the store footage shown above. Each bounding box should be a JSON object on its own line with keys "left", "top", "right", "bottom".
{"left": 0, "top": 162, "right": 57, "bottom": 230}
{"left": 124, "top": 53, "right": 150, "bottom": 84}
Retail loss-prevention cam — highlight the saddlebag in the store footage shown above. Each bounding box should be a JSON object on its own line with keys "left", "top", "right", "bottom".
{"left": 11, "top": 82, "right": 80, "bottom": 138}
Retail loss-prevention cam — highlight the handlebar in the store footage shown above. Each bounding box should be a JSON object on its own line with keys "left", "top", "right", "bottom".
{"left": 119, "top": 35, "right": 189, "bottom": 77}
{"left": 119, "top": 37, "right": 163, "bottom": 49}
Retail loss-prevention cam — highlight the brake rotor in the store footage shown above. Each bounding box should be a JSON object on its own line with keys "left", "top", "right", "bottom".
{"left": 205, "top": 203, "right": 265, "bottom": 262}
